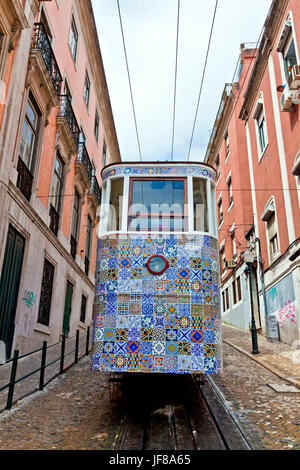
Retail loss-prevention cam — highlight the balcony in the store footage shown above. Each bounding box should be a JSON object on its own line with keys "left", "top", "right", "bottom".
{"left": 16, "top": 157, "right": 33, "bottom": 201}
{"left": 28, "top": 23, "right": 62, "bottom": 108}
{"left": 57, "top": 95, "right": 80, "bottom": 154}
{"left": 70, "top": 235, "right": 77, "bottom": 260}
{"left": 76, "top": 142, "right": 93, "bottom": 188}
{"left": 89, "top": 175, "right": 102, "bottom": 207}
{"left": 84, "top": 256, "right": 90, "bottom": 276}
{"left": 49, "top": 204, "right": 59, "bottom": 236}
{"left": 31, "top": 23, "right": 63, "bottom": 98}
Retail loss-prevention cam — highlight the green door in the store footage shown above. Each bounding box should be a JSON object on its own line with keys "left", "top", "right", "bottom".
{"left": 62, "top": 280, "right": 73, "bottom": 336}
{"left": 0, "top": 225, "right": 25, "bottom": 358}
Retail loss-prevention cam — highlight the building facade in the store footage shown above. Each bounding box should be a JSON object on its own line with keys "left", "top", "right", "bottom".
{"left": 206, "top": 0, "right": 300, "bottom": 347}
{"left": 0, "top": 0, "right": 121, "bottom": 358}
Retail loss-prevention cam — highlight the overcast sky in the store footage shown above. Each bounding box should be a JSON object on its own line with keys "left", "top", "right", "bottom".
{"left": 92, "top": 0, "right": 272, "bottom": 163}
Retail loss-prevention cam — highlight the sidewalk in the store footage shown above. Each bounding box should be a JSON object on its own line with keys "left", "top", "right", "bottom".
{"left": 222, "top": 324, "right": 300, "bottom": 388}
{"left": 212, "top": 324, "right": 300, "bottom": 450}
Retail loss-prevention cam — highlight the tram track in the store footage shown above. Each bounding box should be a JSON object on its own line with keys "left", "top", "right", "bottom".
{"left": 113, "top": 374, "right": 251, "bottom": 451}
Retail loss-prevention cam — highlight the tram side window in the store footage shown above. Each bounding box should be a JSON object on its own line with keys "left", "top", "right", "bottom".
{"left": 108, "top": 178, "right": 123, "bottom": 231}
{"left": 129, "top": 179, "right": 186, "bottom": 232}
{"left": 193, "top": 178, "right": 208, "bottom": 232}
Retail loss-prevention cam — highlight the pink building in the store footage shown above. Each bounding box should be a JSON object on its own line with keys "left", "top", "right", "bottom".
{"left": 207, "top": 0, "right": 300, "bottom": 346}
{"left": 0, "top": 0, "right": 121, "bottom": 357}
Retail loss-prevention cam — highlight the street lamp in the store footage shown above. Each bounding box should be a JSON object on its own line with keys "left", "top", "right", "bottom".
{"left": 244, "top": 249, "right": 260, "bottom": 354}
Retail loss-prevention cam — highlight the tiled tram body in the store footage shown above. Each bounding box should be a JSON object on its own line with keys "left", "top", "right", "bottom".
{"left": 92, "top": 162, "right": 222, "bottom": 374}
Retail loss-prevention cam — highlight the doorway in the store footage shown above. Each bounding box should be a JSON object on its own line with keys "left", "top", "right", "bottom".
{"left": 0, "top": 225, "right": 25, "bottom": 358}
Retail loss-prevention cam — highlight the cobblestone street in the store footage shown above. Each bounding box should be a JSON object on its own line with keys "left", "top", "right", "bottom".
{"left": 0, "top": 324, "right": 299, "bottom": 450}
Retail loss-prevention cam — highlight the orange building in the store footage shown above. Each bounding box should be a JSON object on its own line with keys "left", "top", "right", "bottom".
{"left": 0, "top": 0, "right": 121, "bottom": 357}
{"left": 206, "top": 0, "right": 300, "bottom": 347}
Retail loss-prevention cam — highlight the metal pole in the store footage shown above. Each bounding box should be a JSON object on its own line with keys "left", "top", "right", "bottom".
{"left": 75, "top": 330, "right": 79, "bottom": 364}
{"left": 39, "top": 341, "right": 47, "bottom": 391}
{"left": 247, "top": 262, "right": 259, "bottom": 354}
{"left": 7, "top": 350, "right": 19, "bottom": 410}
{"left": 60, "top": 335, "right": 66, "bottom": 374}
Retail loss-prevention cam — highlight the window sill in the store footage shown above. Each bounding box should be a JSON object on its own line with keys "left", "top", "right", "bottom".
{"left": 270, "top": 251, "right": 281, "bottom": 264}
{"left": 218, "top": 220, "right": 224, "bottom": 230}
{"left": 228, "top": 202, "right": 234, "bottom": 213}
{"left": 34, "top": 323, "right": 51, "bottom": 335}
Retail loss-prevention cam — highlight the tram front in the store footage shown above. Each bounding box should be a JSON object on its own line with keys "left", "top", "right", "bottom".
{"left": 92, "top": 162, "right": 222, "bottom": 375}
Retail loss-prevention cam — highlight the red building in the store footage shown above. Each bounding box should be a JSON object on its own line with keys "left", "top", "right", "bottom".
{"left": 206, "top": 0, "right": 300, "bottom": 346}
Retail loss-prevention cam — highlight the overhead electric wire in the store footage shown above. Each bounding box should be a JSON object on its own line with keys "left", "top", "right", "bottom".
{"left": 187, "top": 0, "right": 219, "bottom": 161}
{"left": 116, "top": 0, "right": 142, "bottom": 162}
{"left": 171, "top": 0, "right": 181, "bottom": 162}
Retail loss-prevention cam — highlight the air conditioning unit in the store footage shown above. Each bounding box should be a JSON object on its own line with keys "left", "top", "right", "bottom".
{"left": 288, "top": 65, "right": 300, "bottom": 90}
{"left": 280, "top": 85, "right": 293, "bottom": 112}
{"left": 226, "top": 259, "right": 237, "bottom": 269}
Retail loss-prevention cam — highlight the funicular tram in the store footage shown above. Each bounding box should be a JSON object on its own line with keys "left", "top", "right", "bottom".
{"left": 91, "top": 162, "right": 222, "bottom": 375}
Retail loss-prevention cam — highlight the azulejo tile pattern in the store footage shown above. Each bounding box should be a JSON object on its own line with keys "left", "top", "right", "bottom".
{"left": 92, "top": 234, "right": 222, "bottom": 374}
{"left": 102, "top": 165, "right": 216, "bottom": 182}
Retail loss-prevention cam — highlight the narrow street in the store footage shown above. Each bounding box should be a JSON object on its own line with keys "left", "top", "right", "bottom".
{"left": 0, "top": 325, "right": 299, "bottom": 451}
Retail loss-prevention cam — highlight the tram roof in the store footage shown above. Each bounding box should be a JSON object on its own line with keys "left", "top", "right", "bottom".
{"left": 101, "top": 161, "right": 216, "bottom": 179}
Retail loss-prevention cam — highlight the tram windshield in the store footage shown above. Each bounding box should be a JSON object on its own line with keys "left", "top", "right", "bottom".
{"left": 129, "top": 179, "right": 186, "bottom": 232}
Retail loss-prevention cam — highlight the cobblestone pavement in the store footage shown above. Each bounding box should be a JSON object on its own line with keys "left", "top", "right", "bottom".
{"left": 0, "top": 325, "right": 299, "bottom": 450}
{"left": 212, "top": 325, "right": 300, "bottom": 450}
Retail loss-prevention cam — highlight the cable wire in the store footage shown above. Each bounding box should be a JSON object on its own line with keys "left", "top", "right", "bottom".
{"left": 117, "top": 0, "right": 142, "bottom": 162}
{"left": 171, "top": 0, "right": 180, "bottom": 161}
{"left": 187, "top": 0, "right": 219, "bottom": 161}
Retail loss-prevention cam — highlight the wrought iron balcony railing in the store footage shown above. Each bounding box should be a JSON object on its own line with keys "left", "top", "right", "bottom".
{"left": 90, "top": 175, "right": 102, "bottom": 205}
{"left": 77, "top": 142, "right": 93, "bottom": 184}
{"left": 31, "top": 23, "right": 63, "bottom": 98}
{"left": 16, "top": 157, "right": 33, "bottom": 201}
{"left": 84, "top": 256, "right": 90, "bottom": 276}
{"left": 49, "top": 204, "right": 59, "bottom": 236}
{"left": 58, "top": 95, "right": 80, "bottom": 148}
{"left": 70, "top": 235, "right": 77, "bottom": 260}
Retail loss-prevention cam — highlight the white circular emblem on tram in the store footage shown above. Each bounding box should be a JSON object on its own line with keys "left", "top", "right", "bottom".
{"left": 146, "top": 255, "right": 169, "bottom": 276}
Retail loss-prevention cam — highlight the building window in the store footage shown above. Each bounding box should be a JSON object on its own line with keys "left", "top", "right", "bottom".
{"left": 257, "top": 107, "right": 267, "bottom": 154}
{"left": 237, "top": 276, "right": 242, "bottom": 302}
{"left": 215, "top": 154, "right": 220, "bottom": 180}
{"left": 225, "top": 132, "right": 230, "bottom": 159}
{"left": 83, "top": 71, "right": 90, "bottom": 108}
{"left": 85, "top": 215, "right": 92, "bottom": 275}
{"left": 80, "top": 294, "right": 87, "bottom": 323}
{"left": 94, "top": 109, "right": 99, "bottom": 142}
{"left": 217, "top": 198, "right": 223, "bottom": 226}
{"left": 50, "top": 152, "right": 63, "bottom": 214}
{"left": 17, "top": 93, "right": 41, "bottom": 200}
{"left": 37, "top": 259, "right": 55, "bottom": 326}
{"left": 232, "top": 276, "right": 242, "bottom": 305}
{"left": 49, "top": 152, "right": 64, "bottom": 235}
{"left": 232, "top": 279, "right": 237, "bottom": 305}
{"left": 283, "top": 31, "right": 297, "bottom": 80}
{"left": 70, "top": 190, "right": 80, "bottom": 259}
{"left": 79, "top": 126, "right": 86, "bottom": 144}
{"left": 267, "top": 212, "right": 279, "bottom": 261}
{"left": 102, "top": 140, "right": 107, "bottom": 167}
{"left": 69, "top": 15, "right": 78, "bottom": 62}
{"left": 220, "top": 247, "right": 226, "bottom": 274}
{"left": 227, "top": 175, "right": 233, "bottom": 207}
{"left": 225, "top": 287, "right": 230, "bottom": 310}
{"left": 19, "top": 94, "right": 40, "bottom": 173}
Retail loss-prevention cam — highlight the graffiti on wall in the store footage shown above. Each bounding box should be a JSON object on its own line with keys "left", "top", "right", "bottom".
{"left": 279, "top": 301, "right": 296, "bottom": 329}
{"left": 22, "top": 290, "right": 37, "bottom": 310}
{"left": 266, "top": 273, "right": 295, "bottom": 315}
